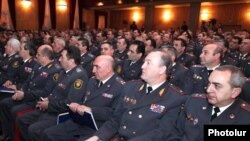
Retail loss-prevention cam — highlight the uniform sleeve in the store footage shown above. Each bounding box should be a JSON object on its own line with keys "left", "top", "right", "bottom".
{"left": 95, "top": 91, "right": 126, "bottom": 141}
{"left": 48, "top": 75, "right": 88, "bottom": 114}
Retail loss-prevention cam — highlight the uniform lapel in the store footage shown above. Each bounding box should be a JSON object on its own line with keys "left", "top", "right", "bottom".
{"left": 130, "top": 81, "right": 169, "bottom": 110}
{"left": 86, "top": 74, "right": 116, "bottom": 101}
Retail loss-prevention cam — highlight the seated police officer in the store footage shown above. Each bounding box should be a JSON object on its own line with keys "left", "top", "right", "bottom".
{"left": 42, "top": 55, "right": 125, "bottom": 141}
{"left": 169, "top": 65, "right": 250, "bottom": 141}
{"left": 16, "top": 46, "right": 88, "bottom": 141}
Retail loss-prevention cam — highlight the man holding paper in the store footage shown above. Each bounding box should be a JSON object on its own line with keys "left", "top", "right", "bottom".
{"left": 42, "top": 55, "right": 125, "bottom": 141}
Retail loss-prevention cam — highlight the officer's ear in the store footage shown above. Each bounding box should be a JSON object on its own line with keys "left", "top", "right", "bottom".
{"left": 159, "top": 65, "right": 167, "bottom": 75}
{"left": 231, "top": 87, "right": 242, "bottom": 98}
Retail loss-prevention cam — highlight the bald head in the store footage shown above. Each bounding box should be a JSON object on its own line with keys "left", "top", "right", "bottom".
{"left": 92, "top": 55, "right": 115, "bottom": 81}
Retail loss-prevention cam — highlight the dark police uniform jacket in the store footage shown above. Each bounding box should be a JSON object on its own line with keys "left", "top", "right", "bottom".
{"left": 121, "top": 59, "right": 143, "bottom": 81}
{"left": 47, "top": 65, "right": 89, "bottom": 115}
{"left": 14, "top": 57, "right": 38, "bottom": 89}
{"left": 183, "top": 65, "right": 211, "bottom": 95}
{"left": 42, "top": 74, "right": 126, "bottom": 141}
{"left": 176, "top": 53, "right": 196, "bottom": 68}
{"left": 240, "top": 78, "right": 250, "bottom": 103}
{"left": 81, "top": 53, "right": 95, "bottom": 78}
{"left": 169, "top": 94, "right": 250, "bottom": 141}
{"left": 168, "top": 63, "right": 188, "bottom": 91}
{"left": 23, "top": 61, "right": 62, "bottom": 104}
{"left": 95, "top": 80, "right": 187, "bottom": 141}
{"left": 0, "top": 53, "right": 22, "bottom": 84}
{"left": 237, "top": 54, "right": 250, "bottom": 78}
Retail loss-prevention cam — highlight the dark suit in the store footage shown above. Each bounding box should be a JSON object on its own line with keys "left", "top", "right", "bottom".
{"left": 16, "top": 65, "right": 88, "bottom": 141}
{"left": 42, "top": 74, "right": 125, "bottom": 141}
{"left": 0, "top": 53, "right": 22, "bottom": 85}
{"left": 0, "top": 61, "right": 62, "bottom": 140}
{"left": 121, "top": 59, "right": 143, "bottom": 81}
{"left": 169, "top": 94, "right": 250, "bottom": 141}
{"left": 95, "top": 80, "right": 187, "bottom": 141}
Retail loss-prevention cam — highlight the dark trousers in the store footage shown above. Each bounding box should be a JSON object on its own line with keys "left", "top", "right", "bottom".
{"left": 43, "top": 119, "right": 95, "bottom": 141}
{"left": 0, "top": 97, "right": 33, "bottom": 141}
{"left": 16, "top": 110, "right": 56, "bottom": 141}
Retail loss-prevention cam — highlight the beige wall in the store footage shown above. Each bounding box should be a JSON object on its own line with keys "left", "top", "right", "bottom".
{"left": 153, "top": 6, "right": 190, "bottom": 30}
{"left": 110, "top": 8, "right": 145, "bottom": 30}
{"left": 200, "top": 3, "right": 250, "bottom": 30}
{"left": 55, "top": 0, "right": 70, "bottom": 30}
{"left": 13, "top": 1, "right": 250, "bottom": 31}
{"left": 15, "top": 0, "right": 39, "bottom": 30}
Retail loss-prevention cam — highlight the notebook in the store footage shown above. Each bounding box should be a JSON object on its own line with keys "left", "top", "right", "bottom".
{"left": 69, "top": 110, "right": 98, "bottom": 130}
{"left": 0, "top": 86, "right": 15, "bottom": 93}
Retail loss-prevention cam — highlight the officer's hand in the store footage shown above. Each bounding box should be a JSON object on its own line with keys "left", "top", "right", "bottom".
{"left": 85, "top": 135, "right": 99, "bottom": 141}
{"left": 3, "top": 80, "right": 12, "bottom": 87}
{"left": 68, "top": 103, "right": 80, "bottom": 113}
{"left": 37, "top": 100, "right": 49, "bottom": 111}
{"left": 11, "top": 90, "right": 24, "bottom": 101}
{"left": 77, "top": 105, "right": 92, "bottom": 116}
{"left": 7, "top": 84, "right": 17, "bottom": 90}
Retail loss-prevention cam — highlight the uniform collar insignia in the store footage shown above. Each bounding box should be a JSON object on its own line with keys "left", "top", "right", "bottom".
{"left": 139, "top": 84, "right": 145, "bottom": 92}
{"left": 159, "top": 88, "right": 165, "bottom": 96}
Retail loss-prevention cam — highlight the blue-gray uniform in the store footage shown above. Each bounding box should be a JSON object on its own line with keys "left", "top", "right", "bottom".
{"left": 221, "top": 56, "right": 237, "bottom": 66}
{"left": 81, "top": 53, "right": 95, "bottom": 78}
{"left": 183, "top": 65, "right": 211, "bottom": 95}
{"left": 176, "top": 53, "right": 196, "bottom": 68}
{"left": 228, "top": 49, "right": 240, "bottom": 61}
{"left": 94, "top": 80, "right": 187, "bottom": 141}
{"left": 169, "top": 94, "right": 250, "bottom": 141}
{"left": 121, "top": 59, "right": 143, "bottom": 81}
{"left": 0, "top": 61, "right": 62, "bottom": 140}
{"left": 13, "top": 57, "right": 38, "bottom": 89}
{"left": 42, "top": 74, "right": 125, "bottom": 141}
{"left": 0, "top": 53, "right": 22, "bottom": 85}
{"left": 16, "top": 65, "right": 88, "bottom": 141}
{"left": 114, "top": 49, "right": 128, "bottom": 61}
{"left": 237, "top": 54, "right": 250, "bottom": 77}
{"left": 240, "top": 78, "right": 250, "bottom": 103}
{"left": 168, "top": 63, "right": 188, "bottom": 91}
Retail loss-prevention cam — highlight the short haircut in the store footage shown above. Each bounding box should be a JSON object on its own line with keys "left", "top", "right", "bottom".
{"left": 215, "top": 65, "right": 246, "bottom": 88}
{"left": 174, "top": 38, "right": 187, "bottom": 47}
{"left": 78, "top": 38, "right": 90, "bottom": 51}
{"left": 146, "top": 38, "right": 156, "bottom": 49}
{"left": 23, "top": 41, "right": 36, "bottom": 56}
{"left": 131, "top": 40, "right": 145, "bottom": 57}
{"left": 64, "top": 46, "right": 81, "bottom": 65}
{"left": 8, "top": 38, "right": 20, "bottom": 52}
{"left": 233, "top": 36, "right": 242, "bottom": 44}
{"left": 163, "top": 47, "right": 178, "bottom": 60}
{"left": 41, "top": 45, "right": 54, "bottom": 60}
{"left": 152, "top": 49, "right": 173, "bottom": 75}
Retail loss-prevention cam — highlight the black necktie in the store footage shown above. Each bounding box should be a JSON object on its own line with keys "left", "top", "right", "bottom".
{"left": 147, "top": 86, "right": 153, "bottom": 95}
{"left": 211, "top": 107, "right": 220, "bottom": 121}
{"left": 207, "top": 69, "right": 213, "bottom": 76}
{"left": 98, "top": 81, "right": 103, "bottom": 88}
